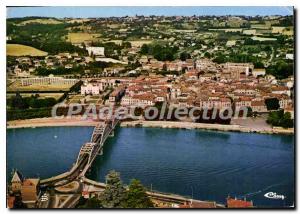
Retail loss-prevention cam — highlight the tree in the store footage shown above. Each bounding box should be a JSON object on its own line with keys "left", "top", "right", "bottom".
{"left": 125, "top": 179, "right": 154, "bottom": 208}
{"left": 140, "top": 44, "right": 149, "bottom": 55}
{"left": 122, "top": 41, "right": 132, "bottom": 49}
{"left": 266, "top": 60, "right": 293, "bottom": 80}
{"left": 213, "top": 55, "right": 227, "bottom": 64}
{"left": 11, "top": 92, "right": 28, "bottom": 109}
{"left": 204, "top": 52, "right": 211, "bottom": 58}
{"left": 266, "top": 110, "right": 293, "bottom": 128}
{"left": 267, "top": 110, "right": 283, "bottom": 126}
{"left": 265, "top": 98, "right": 280, "bottom": 110}
{"left": 180, "top": 52, "right": 191, "bottom": 61}
{"left": 281, "top": 112, "right": 294, "bottom": 128}
{"left": 254, "top": 61, "right": 265, "bottom": 69}
{"left": 99, "top": 170, "right": 128, "bottom": 208}
{"left": 140, "top": 44, "right": 178, "bottom": 61}
{"left": 247, "top": 107, "right": 253, "bottom": 117}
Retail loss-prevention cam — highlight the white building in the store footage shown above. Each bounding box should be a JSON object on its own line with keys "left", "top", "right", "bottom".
{"left": 121, "top": 94, "right": 155, "bottom": 108}
{"left": 81, "top": 83, "right": 103, "bottom": 95}
{"left": 21, "top": 75, "right": 78, "bottom": 86}
{"left": 86, "top": 47, "right": 105, "bottom": 57}
{"left": 81, "top": 79, "right": 118, "bottom": 95}
{"left": 286, "top": 54, "right": 294, "bottom": 60}
{"left": 252, "top": 68, "right": 266, "bottom": 77}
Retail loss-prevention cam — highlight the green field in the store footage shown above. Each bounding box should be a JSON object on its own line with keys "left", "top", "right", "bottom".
{"left": 66, "top": 32, "right": 101, "bottom": 43}
{"left": 6, "top": 44, "right": 48, "bottom": 56}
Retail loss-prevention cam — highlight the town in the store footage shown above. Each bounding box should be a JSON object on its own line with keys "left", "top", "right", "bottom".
{"left": 6, "top": 10, "right": 295, "bottom": 209}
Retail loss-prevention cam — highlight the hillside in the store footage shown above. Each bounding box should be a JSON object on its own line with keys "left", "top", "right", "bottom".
{"left": 6, "top": 44, "right": 48, "bottom": 56}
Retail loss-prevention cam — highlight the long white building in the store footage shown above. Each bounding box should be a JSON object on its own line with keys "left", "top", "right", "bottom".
{"left": 21, "top": 76, "right": 79, "bottom": 86}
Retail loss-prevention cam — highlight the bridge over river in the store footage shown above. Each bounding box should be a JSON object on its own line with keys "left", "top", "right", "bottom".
{"left": 40, "top": 117, "right": 119, "bottom": 187}
{"left": 36, "top": 117, "right": 223, "bottom": 208}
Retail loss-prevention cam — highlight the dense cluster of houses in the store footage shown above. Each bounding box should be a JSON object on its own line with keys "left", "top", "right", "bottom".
{"left": 9, "top": 53, "right": 294, "bottom": 117}
{"left": 81, "top": 59, "right": 293, "bottom": 117}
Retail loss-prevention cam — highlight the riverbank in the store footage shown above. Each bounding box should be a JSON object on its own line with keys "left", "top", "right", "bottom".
{"left": 120, "top": 120, "right": 294, "bottom": 135}
{"left": 7, "top": 118, "right": 294, "bottom": 135}
{"left": 7, "top": 117, "right": 99, "bottom": 129}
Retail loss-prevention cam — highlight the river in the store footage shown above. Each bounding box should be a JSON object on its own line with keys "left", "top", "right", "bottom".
{"left": 7, "top": 126, "right": 294, "bottom": 207}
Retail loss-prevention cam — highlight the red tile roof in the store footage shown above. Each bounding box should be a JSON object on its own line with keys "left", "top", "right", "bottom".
{"left": 227, "top": 197, "right": 253, "bottom": 208}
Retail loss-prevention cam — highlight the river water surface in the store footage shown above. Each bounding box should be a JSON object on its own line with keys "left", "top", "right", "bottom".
{"left": 7, "top": 126, "right": 294, "bottom": 207}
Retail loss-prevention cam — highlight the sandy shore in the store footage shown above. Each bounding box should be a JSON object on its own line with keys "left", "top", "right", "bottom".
{"left": 120, "top": 120, "right": 294, "bottom": 135}
{"left": 7, "top": 117, "right": 294, "bottom": 135}
{"left": 7, "top": 117, "right": 99, "bottom": 129}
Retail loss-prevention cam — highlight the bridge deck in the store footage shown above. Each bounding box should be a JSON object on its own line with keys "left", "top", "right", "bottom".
{"left": 41, "top": 118, "right": 119, "bottom": 186}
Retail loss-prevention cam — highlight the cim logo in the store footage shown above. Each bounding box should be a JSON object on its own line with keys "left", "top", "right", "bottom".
{"left": 264, "top": 192, "right": 285, "bottom": 200}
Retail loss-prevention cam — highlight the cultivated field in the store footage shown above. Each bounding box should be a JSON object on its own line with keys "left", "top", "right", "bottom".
{"left": 129, "top": 40, "right": 152, "bottom": 48}
{"left": 16, "top": 18, "right": 63, "bottom": 26}
{"left": 66, "top": 94, "right": 103, "bottom": 105}
{"left": 7, "top": 44, "right": 48, "bottom": 56}
{"left": 66, "top": 18, "right": 91, "bottom": 24}
{"left": 67, "top": 95, "right": 85, "bottom": 104}
{"left": 66, "top": 32, "right": 101, "bottom": 43}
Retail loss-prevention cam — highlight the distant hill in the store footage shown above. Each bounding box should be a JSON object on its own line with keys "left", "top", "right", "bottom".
{"left": 16, "top": 18, "right": 63, "bottom": 26}
{"left": 6, "top": 44, "right": 48, "bottom": 56}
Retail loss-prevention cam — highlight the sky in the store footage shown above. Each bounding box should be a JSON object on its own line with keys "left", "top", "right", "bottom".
{"left": 7, "top": 6, "right": 294, "bottom": 18}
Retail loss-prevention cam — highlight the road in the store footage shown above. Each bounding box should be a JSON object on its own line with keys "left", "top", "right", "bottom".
{"left": 36, "top": 119, "right": 119, "bottom": 208}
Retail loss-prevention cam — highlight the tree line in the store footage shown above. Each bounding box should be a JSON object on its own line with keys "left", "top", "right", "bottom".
{"left": 140, "top": 44, "right": 179, "bottom": 61}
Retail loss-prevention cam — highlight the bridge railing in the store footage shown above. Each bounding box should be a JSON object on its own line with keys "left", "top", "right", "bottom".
{"left": 41, "top": 118, "right": 120, "bottom": 185}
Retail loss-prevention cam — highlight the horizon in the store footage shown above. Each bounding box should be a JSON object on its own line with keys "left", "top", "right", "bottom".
{"left": 7, "top": 6, "right": 294, "bottom": 18}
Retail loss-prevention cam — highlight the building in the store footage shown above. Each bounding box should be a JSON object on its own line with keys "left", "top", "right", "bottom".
{"left": 21, "top": 178, "right": 40, "bottom": 207}
{"left": 251, "top": 101, "right": 267, "bottom": 113}
{"left": 81, "top": 82, "right": 103, "bottom": 95}
{"left": 199, "top": 74, "right": 213, "bottom": 82}
{"left": 281, "top": 77, "right": 294, "bottom": 89}
{"left": 226, "top": 197, "right": 253, "bottom": 208}
{"left": 252, "top": 68, "right": 266, "bottom": 77}
{"left": 226, "top": 40, "right": 236, "bottom": 47}
{"left": 170, "top": 86, "right": 181, "bottom": 99}
{"left": 179, "top": 201, "right": 217, "bottom": 208}
{"left": 121, "top": 94, "right": 155, "bottom": 108}
{"left": 265, "top": 75, "right": 277, "bottom": 84}
{"left": 234, "top": 97, "right": 252, "bottom": 111}
{"left": 11, "top": 170, "right": 23, "bottom": 194}
{"left": 286, "top": 53, "right": 294, "bottom": 60}
{"left": 7, "top": 196, "right": 15, "bottom": 208}
{"left": 86, "top": 47, "right": 105, "bottom": 57}
{"left": 284, "top": 104, "right": 294, "bottom": 119}
{"left": 109, "top": 86, "right": 125, "bottom": 104}
{"left": 222, "top": 63, "right": 254, "bottom": 79}
{"left": 271, "top": 86, "right": 291, "bottom": 96}
{"left": 21, "top": 75, "right": 79, "bottom": 86}
{"left": 234, "top": 86, "right": 256, "bottom": 96}
{"left": 198, "top": 97, "right": 232, "bottom": 109}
